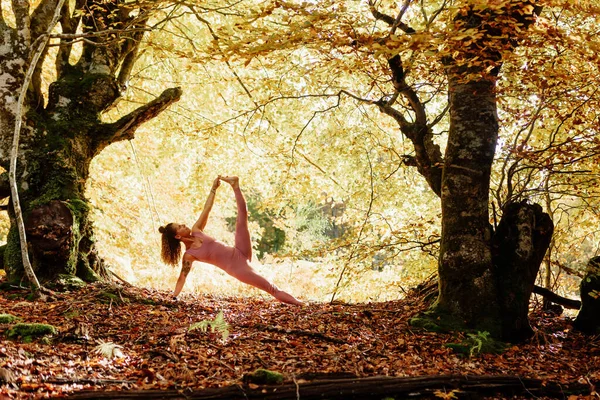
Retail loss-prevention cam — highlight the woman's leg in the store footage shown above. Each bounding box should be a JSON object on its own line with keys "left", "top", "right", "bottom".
{"left": 221, "top": 176, "right": 252, "bottom": 261}
{"left": 233, "top": 265, "right": 303, "bottom": 306}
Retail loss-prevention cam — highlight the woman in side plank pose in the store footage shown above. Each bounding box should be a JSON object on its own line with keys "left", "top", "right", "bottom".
{"left": 159, "top": 176, "right": 302, "bottom": 306}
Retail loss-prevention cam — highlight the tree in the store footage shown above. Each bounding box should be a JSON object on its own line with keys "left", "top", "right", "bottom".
{"left": 372, "top": 0, "right": 552, "bottom": 342}
{"left": 199, "top": 0, "right": 600, "bottom": 341}
{"left": 0, "top": 0, "right": 181, "bottom": 284}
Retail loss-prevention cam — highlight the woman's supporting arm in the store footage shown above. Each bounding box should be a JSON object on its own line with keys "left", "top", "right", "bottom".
{"left": 193, "top": 176, "right": 221, "bottom": 231}
{"left": 174, "top": 258, "right": 193, "bottom": 297}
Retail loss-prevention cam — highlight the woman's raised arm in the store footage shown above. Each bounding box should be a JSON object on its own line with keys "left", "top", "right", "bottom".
{"left": 192, "top": 176, "right": 221, "bottom": 232}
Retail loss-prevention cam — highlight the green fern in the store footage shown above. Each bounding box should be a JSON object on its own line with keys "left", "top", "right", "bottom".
{"left": 445, "top": 331, "right": 507, "bottom": 357}
{"left": 466, "top": 331, "right": 488, "bottom": 356}
{"left": 189, "top": 311, "right": 229, "bottom": 340}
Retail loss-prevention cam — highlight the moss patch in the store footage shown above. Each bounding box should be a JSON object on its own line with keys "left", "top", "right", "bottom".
{"left": 6, "top": 323, "right": 57, "bottom": 343}
{"left": 97, "top": 291, "right": 129, "bottom": 305}
{"left": 243, "top": 369, "right": 284, "bottom": 385}
{"left": 52, "top": 274, "right": 87, "bottom": 290}
{"left": 76, "top": 259, "right": 101, "bottom": 283}
{"left": 0, "top": 314, "right": 20, "bottom": 324}
{"left": 409, "top": 309, "right": 468, "bottom": 333}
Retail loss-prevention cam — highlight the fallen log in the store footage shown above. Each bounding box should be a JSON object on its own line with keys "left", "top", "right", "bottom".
{"left": 60, "top": 374, "right": 597, "bottom": 399}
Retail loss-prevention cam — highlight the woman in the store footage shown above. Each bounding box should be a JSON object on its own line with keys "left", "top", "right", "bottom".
{"left": 159, "top": 176, "right": 302, "bottom": 306}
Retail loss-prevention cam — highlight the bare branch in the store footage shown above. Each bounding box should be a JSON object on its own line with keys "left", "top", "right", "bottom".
{"left": 56, "top": 0, "right": 86, "bottom": 79}
{"left": 368, "top": 0, "right": 416, "bottom": 33}
{"left": 296, "top": 150, "right": 343, "bottom": 189}
{"left": 331, "top": 149, "right": 376, "bottom": 303}
{"left": 391, "top": 0, "right": 415, "bottom": 35}
{"left": 10, "top": 0, "right": 65, "bottom": 292}
{"left": 117, "top": 16, "right": 150, "bottom": 88}
{"left": 27, "top": 0, "right": 62, "bottom": 108}
{"left": 376, "top": 54, "right": 443, "bottom": 197}
{"left": 368, "top": 0, "right": 395, "bottom": 26}
{"left": 31, "top": 0, "right": 61, "bottom": 39}
{"left": 291, "top": 96, "right": 342, "bottom": 161}
{"left": 94, "top": 87, "right": 182, "bottom": 154}
{"left": 11, "top": 0, "right": 30, "bottom": 35}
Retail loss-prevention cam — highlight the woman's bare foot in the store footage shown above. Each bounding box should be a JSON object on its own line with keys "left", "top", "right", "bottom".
{"left": 220, "top": 176, "right": 239, "bottom": 189}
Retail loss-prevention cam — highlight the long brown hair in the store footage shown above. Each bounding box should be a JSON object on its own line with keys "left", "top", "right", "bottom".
{"left": 159, "top": 223, "right": 181, "bottom": 266}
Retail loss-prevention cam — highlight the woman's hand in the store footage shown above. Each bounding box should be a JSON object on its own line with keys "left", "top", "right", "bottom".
{"left": 211, "top": 176, "right": 221, "bottom": 193}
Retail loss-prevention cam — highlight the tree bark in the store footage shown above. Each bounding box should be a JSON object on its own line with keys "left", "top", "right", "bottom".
{"left": 492, "top": 202, "right": 554, "bottom": 341}
{"left": 63, "top": 375, "right": 598, "bottom": 399}
{"left": 436, "top": 72, "right": 501, "bottom": 335}
{"left": 574, "top": 256, "right": 600, "bottom": 334}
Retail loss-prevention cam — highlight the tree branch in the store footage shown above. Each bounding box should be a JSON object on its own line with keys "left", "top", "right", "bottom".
{"left": 390, "top": 0, "right": 416, "bottom": 35}
{"left": 63, "top": 375, "right": 598, "bottom": 399}
{"left": 56, "top": 0, "right": 86, "bottom": 79}
{"left": 116, "top": 18, "right": 148, "bottom": 89}
{"left": 94, "top": 87, "right": 183, "bottom": 154}
{"left": 368, "top": 1, "right": 395, "bottom": 25}
{"left": 11, "top": 0, "right": 30, "bottom": 35}
{"left": 10, "top": 0, "right": 65, "bottom": 292}
{"left": 533, "top": 285, "right": 581, "bottom": 310}
{"left": 31, "top": 0, "right": 61, "bottom": 40}
{"left": 376, "top": 55, "right": 443, "bottom": 197}
{"left": 368, "top": 0, "right": 416, "bottom": 34}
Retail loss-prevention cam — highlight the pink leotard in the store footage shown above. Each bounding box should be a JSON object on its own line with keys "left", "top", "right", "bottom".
{"left": 185, "top": 231, "right": 247, "bottom": 275}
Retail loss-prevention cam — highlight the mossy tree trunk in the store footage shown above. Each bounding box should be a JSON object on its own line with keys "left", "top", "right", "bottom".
{"left": 574, "top": 257, "right": 600, "bottom": 334}
{"left": 0, "top": 0, "right": 181, "bottom": 285}
{"left": 373, "top": 2, "right": 547, "bottom": 342}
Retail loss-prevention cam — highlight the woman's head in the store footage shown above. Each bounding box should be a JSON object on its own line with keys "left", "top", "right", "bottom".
{"left": 159, "top": 222, "right": 184, "bottom": 266}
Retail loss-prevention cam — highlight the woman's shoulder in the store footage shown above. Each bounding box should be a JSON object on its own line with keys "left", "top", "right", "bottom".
{"left": 191, "top": 230, "right": 205, "bottom": 238}
{"left": 182, "top": 252, "right": 195, "bottom": 261}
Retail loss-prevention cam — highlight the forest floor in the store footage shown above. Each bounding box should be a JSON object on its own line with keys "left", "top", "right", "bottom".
{"left": 0, "top": 279, "right": 598, "bottom": 399}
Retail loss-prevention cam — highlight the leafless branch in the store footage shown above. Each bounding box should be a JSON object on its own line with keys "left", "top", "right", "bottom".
{"left": 12, "top": 0, "right": 30, "bottom": 33}
{"left": 368, "top": 0, "right": 415, "bottom": 34}
{"left": 94, "top": 87, "right": 182, "bottom": 154}
{"left": 376, "top": 54, "right": 443, "bottom": 196}
{"left": 391, "top": 0, "right": 413, "bottom": 35}
{"left": 291, "top": 96, "right": 342, "bottom": 162}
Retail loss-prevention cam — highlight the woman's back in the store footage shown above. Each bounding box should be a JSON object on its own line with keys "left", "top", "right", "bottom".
{"left": 185, "top": 231, "right": 238, "bottom": 273}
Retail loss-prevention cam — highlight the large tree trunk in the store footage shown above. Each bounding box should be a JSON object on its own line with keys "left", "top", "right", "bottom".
{"left": 436, "top": 74, "right": 501, "bottom": 335}
{"left": 0, "top": 0, "right": 182, "bottom": 286}
{"left": 574, "top": 256, "right": 600, "bottom": 334}
{"left": 435, "top": 73, "right": 553, "bottom": 342}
